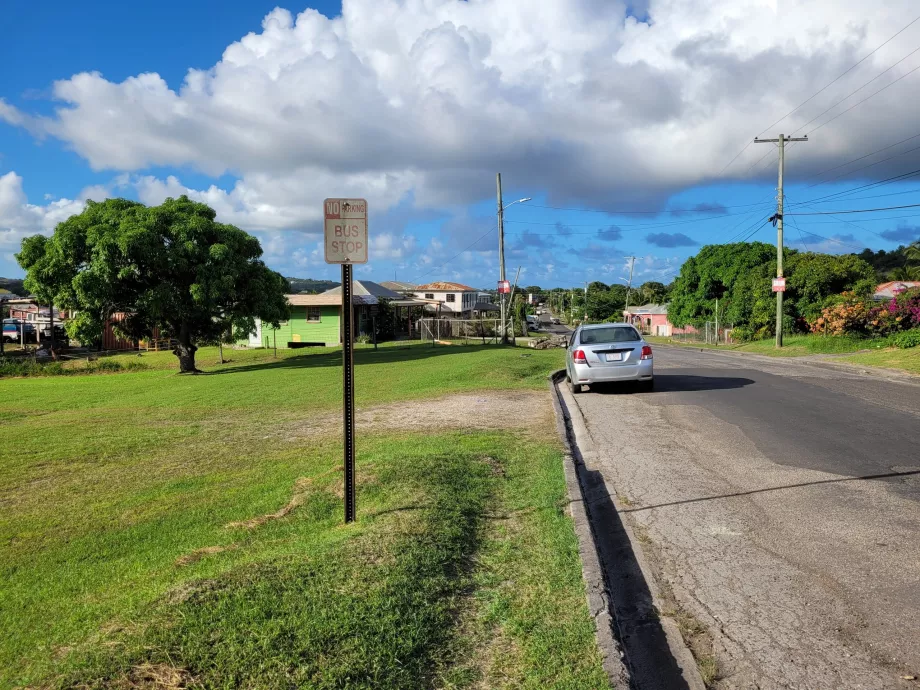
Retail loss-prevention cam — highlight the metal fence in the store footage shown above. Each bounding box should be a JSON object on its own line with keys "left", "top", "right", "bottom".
{"left": 417, "top": 318, "right": 502, "bottom": 344}
{"left": 669, "top": 322, "right": 734, "bottom": 345}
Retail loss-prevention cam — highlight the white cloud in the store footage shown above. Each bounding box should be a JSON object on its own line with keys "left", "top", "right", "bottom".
{"left": 3, "top": 0, "right": 919, "bottom": 217}
{"left": 0, "top": 172, "right": 86, "bottom": 256}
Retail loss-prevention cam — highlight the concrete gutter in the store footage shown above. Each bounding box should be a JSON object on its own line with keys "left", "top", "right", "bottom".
{"left": 548, "top": 371, "right": 706, "bottom": 690}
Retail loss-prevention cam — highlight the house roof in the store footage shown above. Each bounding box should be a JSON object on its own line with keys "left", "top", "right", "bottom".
{"left": 874, "top": 281, "right": 920, "bottom": 298}
{"left": 379, "top": 281, "right": 418, "bottom": 292}
{"left": 322, "top": 280, "right": 403, "bottom": 299}
{"left": 415, "top": 281, "right": 478, "bottom": 292}
{"left": 625, "top": 303, "right": 669, "bottom": 315}
{"left": 286, "top": 293, "right": 378, "bottom": 306}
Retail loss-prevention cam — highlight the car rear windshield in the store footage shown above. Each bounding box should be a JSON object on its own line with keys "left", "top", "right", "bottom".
{"left": 579, "top": 326, "right": 640, "bottom": 344}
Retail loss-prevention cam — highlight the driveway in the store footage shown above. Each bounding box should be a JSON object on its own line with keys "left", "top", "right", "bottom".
{"left": 568, "top": 346, "right": 920, "bottom": 689}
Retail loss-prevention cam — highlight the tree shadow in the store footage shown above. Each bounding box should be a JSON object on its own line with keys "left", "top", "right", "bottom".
{"left": 590, "top": 373, "right": 755, "bottom": 394}
{"left": 208, "top": 343, "right": 515, "bottom": 375}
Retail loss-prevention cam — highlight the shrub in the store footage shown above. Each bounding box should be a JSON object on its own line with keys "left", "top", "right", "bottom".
{"left": 0, "top": 357, "right": 149, "bottom": 378}
{"left": 893, "top": 329, "right": 920, "bottom": 349}
{"left": 356, "top": 334, "right": 372, "bottom": 344}
{"left": 809, "top": 291, "right": 871, "bottom": 336}
{"left": 731, "top": 325, "right": 756, "bottom": 342}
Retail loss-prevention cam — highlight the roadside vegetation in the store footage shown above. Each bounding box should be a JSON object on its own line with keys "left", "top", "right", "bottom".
{"left": 0, "top": 344, "right": 608, "bottom": 689}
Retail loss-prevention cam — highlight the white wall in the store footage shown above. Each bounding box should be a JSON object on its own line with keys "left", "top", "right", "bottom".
{"left": 413, "top": 290, "right": 476, "bottom": 314}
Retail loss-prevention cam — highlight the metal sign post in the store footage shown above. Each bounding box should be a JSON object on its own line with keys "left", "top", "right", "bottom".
{"left": 325, "top": 198, "right": 368, "bottom": 524}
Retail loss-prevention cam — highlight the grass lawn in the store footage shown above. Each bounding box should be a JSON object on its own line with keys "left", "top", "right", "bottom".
{"left": 838, "top": 347, "right": 920, "bottom": 374}
{"left": 0, "top": 344, "right": 608, "bottom": 688}
{"left": 647, "top": 334, "right": 898, "bottom": 358}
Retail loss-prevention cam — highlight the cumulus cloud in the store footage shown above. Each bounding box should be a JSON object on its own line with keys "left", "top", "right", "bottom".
{"left": 646, "top": 231, "right": 698, "bottom": 247}
{"left": 0, "top": 172, "right": 87, "bottom": 259}
{"left": 4, "top": 0, "right": 920, "bottom": 219}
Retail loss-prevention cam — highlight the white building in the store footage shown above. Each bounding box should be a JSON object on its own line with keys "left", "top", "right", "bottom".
{"left": 413, "top": 282, "right": 495, "bottom": 317}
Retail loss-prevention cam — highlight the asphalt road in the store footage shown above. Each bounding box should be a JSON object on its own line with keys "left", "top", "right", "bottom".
{"left": 570, "top": 346, "right": 920, "bottom": 689}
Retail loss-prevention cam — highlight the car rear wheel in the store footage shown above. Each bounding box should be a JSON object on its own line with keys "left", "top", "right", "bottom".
{"left": 637, "top": 378, "right": 654, "bottom": 392}
{"left": 568, "top": 377, "right": 584, "bottom": 394}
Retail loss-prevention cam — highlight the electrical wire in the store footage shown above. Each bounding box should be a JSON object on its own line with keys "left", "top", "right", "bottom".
{"left": 806, "top": 62, "right": 920, "bottom": 136}
{"left": 802, "top": 131, "right": 920, "bottom": 184}
{"left": 790, "top": 44, "right": 920, "bottom": 137}
{"left": 786, "top": 202, "right": 920, "bottom": 215}
{"left": 519, "top": 200, "right": 771, "bottom": 215}
{"left": 798, "top": 167, "right": 920, "bottom": 205}
{"left": 716, "top": 13, "right": 920, "bottom": 174}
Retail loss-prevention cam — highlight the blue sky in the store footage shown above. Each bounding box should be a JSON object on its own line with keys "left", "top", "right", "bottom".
{"left": 2, "top": 0, "right": 920, "bottom": 290}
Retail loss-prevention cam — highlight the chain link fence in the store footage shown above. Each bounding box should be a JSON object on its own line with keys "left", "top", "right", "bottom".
{"left": 417, "top": 318, "right": 502, "bottom": 344}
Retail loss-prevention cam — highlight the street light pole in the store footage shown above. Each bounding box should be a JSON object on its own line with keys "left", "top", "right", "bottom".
{"left": 495, "top": 172, "right": 531, "bottom": 344}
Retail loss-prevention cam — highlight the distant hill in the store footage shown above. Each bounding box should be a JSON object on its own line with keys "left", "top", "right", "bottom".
{"left": 0, "top": 278, "right": 25, "bottom": 296}
{"left": 286, "top": 277, "right": 340, "bottom": 294}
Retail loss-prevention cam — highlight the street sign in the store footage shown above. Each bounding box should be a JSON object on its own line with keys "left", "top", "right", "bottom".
{"left": 324, "top": 198, "right": 368, "bottom": 264}
{"left": 497, "top": 280, "right": 511, "bottom": 294}
{"left": 324, "top": 198, "right": 367, "bottom": 524}
{"left": 772, "top": 277, "right": 786, "bottom": 292}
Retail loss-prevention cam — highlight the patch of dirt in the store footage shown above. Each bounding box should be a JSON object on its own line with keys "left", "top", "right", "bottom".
{"left": 275, "top": 391, "right": 554, "bottom": 440}
{"left": 112, "top": 663, "right": 194, "bottom": 689}
{"left": 174, "top": 544, "right": 238, "bottom": 567}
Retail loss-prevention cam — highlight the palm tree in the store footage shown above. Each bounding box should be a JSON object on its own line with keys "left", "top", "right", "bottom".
{"left": 891, "top": 265, "right": 920, "bottom": 281}
{"left": 906, "top": 242, "right": 920, "bottom": 265}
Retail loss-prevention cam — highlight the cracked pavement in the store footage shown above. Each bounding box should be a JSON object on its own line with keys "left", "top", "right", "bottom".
{"left": 571, "top": 346, "right": 920, "bottom": 689}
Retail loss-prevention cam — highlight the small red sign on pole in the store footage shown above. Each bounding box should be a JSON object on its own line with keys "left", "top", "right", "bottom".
{"left": 497, "top": 280, "right": 511, "bottom": 294}
{"left": 772, "top": 277, "right": 786, "bottom": 292}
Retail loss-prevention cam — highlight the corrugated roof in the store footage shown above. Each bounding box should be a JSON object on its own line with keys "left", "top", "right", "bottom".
{"left": 874, "top": 281, "right": 920, "bottom": 297}
{"left": 379, "top": 281, "right": 418, "bottom": 292}
{"left": 322, "top": 280, "right": 403, "bottom": 299}
{"left": 415, "top": 281, "right": 478, "bottom": 292}
{"left": 286, "top": 294, "right": 377, "bottom": 306}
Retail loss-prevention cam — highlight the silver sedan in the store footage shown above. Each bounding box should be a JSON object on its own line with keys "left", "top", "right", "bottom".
{"left": 565, "top": 323, "right": 653, "bottom": 393}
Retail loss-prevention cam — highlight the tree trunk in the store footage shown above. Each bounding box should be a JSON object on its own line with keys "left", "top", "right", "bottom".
{"left": 173, "top": 326, "right": 200, "bottom": 373}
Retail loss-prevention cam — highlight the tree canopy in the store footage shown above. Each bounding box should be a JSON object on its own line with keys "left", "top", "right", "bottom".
{"left": 17, "top": 196, "right": 290, "bottom": 372}
{"left": 668, "top": 242, "right": 876, "bottom": 338}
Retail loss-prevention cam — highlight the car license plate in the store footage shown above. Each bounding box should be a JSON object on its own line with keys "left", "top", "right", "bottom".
{"left": 605, "top": 353, "right": 622, "bottom": 362}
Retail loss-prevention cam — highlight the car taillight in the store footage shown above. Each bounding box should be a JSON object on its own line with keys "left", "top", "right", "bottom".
{"left": 573, "top": 349, "right": 587, "bottom": 363}
{"left": 640, "top": 345, "right": 653, "bottom": 360}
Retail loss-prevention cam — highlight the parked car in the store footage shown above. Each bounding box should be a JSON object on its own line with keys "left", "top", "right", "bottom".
{"left": 2, "top": 321, "right": 36, "bottom": 343}
{"left": 565, "top": 323, "right": 653, "bottom": 393}
{"left": 551, "top": 317, "right": 561, "bottom": 325}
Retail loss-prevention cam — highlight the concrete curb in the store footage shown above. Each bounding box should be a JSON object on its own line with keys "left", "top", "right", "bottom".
{"left": 654, "top": 342, "right": 920, "bottom": 385}
{"left": 549, "top": 371, "right": 707, "bottom": 690}
{"left": 548, "top": 372, "right": 630, "bottom": 688}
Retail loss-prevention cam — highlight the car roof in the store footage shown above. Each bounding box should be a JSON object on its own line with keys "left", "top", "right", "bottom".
{"left": 580, "top": 323, "right": 636, "bottom": 329}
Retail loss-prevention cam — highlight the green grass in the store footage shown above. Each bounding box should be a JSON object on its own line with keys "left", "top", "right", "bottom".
{"left": 648, "top": 333, "right": 894, "bottom": 357}
{"left": 838, "top": 348, "right": 920, "bottom": 374}
{"left": 0, "top": 344, "right": 606, "bottom": 688}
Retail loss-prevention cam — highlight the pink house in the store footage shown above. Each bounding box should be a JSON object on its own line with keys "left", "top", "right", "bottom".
{"left": 623, "top": 304, "right": 697, "bottom": 337}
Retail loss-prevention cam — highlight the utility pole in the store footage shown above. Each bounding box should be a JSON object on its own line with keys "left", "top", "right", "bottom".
{"left": 755, "top": 133, "right": 807, "bottom": 348}
{"left": 496, "top": 173, "right": 507, "bottom": 343}
{"left": 583, "top": 282, "right": 588, "bottom": 323}
{"left": 623, "top": 256, "right": 636, "bottom": 322}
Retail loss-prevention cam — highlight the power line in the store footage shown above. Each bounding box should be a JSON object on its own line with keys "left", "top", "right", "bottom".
{"left": 786, "top": 202, "right": 920, "bottom": 215}
{"left": 799, "top": 167, "right": 920, "bottom": 204}
{"left": 519, "top": 200, "right": 770, "bottom": 215}
{"left": 717, "top": 14, "right": 920, "bottom": 174}
{"left": 790, "top": 44, "right": 920, "bottom": 136}
{"left": 806, "top": 62, "right": 920, "bottom": 136}
{"left": 804, "top": 132, "right": 920, "bottom": 186}
{"left": 793, "top": 229, "right": 866, "bottom": 251}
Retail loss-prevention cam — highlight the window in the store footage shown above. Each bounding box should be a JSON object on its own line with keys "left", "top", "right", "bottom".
{"left": 425, "top": 293, "right": 434, "bottom": 300}
{"left": 307, "top": 307, "right": 321, "bottom": 322}
{"left": 578, "top": 326, "right": 640, "bottom": 345}
{"left": 446, "top": 293, "right": 456, "bottom": 303}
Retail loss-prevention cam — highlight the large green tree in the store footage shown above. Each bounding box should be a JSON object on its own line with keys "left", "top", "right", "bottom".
{"left": 17, "top": 196, "right": 289, "bottom": 372}
{"left": 669, "top": 242, "right": 876, "bottom": 336}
